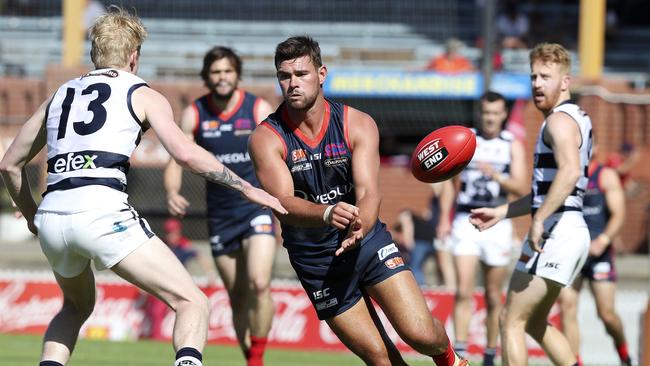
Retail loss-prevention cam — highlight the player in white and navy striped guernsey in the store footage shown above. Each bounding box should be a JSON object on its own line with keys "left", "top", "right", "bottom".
{"left": 469, "top": 43, "right": 592, "bottom": 366}
{"left": 0, "top": 7, "right": 286, "bottom": 366}
{"left": 438, "top": 91, "right": 528, "bottom": 366}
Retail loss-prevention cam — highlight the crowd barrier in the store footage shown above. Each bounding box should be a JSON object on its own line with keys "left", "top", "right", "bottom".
{"left": 0, "top": 271, "right": 645, "bottom": 365}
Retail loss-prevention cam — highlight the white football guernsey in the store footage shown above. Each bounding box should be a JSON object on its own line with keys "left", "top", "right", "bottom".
{"left": 39, "top": 68, "right": 149, "bottom": 213}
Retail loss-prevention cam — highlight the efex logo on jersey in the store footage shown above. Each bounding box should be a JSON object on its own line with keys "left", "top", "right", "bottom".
{"left": 47, "top": 150, "right": 129, "bottom": 174}
{"left": 416, "top": 139, "right": 449, "bottom": 171}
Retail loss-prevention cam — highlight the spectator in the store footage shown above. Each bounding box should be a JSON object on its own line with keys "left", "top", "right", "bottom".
{"left": 426, "top": 38, "right": 475, "bottom": 73}
{"left": 496, "top": 0, "right": 529, "bottom": 49}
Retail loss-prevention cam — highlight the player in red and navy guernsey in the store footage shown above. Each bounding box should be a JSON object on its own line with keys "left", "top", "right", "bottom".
{"left": 249, "top": 35, "right": 467, "bottom": 366}
{"left": 558, "top": 158, "right": 632, "bottom": 366}
{"left": 164, "top": 47, "right": 276, "bottom": 366}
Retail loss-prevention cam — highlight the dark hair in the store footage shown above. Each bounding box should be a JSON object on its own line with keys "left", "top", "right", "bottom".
{"left": 480, "top": 90, "right": 506, "bottom": 104}
{"left": 200, "top": 46, "right": 242, "bottom": 82}
{"left": 274, "top": 35, "right": 322, "bottom": 69}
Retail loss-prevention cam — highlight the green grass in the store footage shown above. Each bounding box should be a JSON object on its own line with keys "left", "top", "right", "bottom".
{"left": 0, "top": 333, "right": 437, "bottom": 366}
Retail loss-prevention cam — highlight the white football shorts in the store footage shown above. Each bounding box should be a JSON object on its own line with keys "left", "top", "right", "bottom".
{"left": 450, "top": 212, "right": 513, "bottom": 267}
{"left": 515, "top": 211, "right": 589, "bottom": 286}
{"left": 35, "top": 201, "right": 154, "bottom": 278}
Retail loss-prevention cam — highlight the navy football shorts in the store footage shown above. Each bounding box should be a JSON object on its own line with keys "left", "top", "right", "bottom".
{"left": 289, "top": 226, "right": 408, "bottom": 320}
{"left": 207, "top": 207, "right": 275, "bottom": 257}
{"left": 580, "top": 244, "right": 617, "bottom": 282}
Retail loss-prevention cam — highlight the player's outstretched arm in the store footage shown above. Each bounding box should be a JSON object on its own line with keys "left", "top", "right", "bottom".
{"left": 163, "top": 104, "right": 196, "bottom": 217}
{"left": 469, "top": 192, "right": 531, "bottom": 231}
{"left": 134, "top": 86, "right": 287, "bottom": 215}
{"left": 0, "top": 99, "right": 49, "bottom": 234}
{"left": 249, "top": 123, "right": 357, "bottom": 228}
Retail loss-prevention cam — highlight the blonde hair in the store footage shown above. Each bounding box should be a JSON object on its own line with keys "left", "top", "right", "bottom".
{"left": 89, "top": 6, "right": 147, "bottom": 69}
{"left": 529, "top": 43, "right": 571, "bottom": 75}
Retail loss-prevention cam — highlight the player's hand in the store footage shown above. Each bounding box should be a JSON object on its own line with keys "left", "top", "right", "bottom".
{"left": 241, "top": 186, "right": 288, "bottom": 215}
{"left": 436, "top": 216, "right": 452, "bottom": 240}
{"left": 526, "top": 219, "right": 546, "bottom": 253}
{"left": 167, "top": 192, "right": 190, "bottom": 217}
{"left": 336, "top": 218, "right": 363, "bottom": 256}
{"left": 477, "top": 162, "right": 497, "bottom": 177}
{"left": 469, "top": 205, "right": 506, "bottom": 231}
{"left": 10, "top": 201, "right": 23, "bottom": 219}
{"left": 589, "top": 236, "right": 608, "bottom": 257}
{"left": 326, "top": 202, "right": 360, "bottom": 230}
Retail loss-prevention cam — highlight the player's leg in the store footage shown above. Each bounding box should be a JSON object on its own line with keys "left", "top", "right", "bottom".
{"left": 558, "top": 277, "right": 584, "bottom": 356}
{"left": 366, "top": 271, "right": 465, "bottom": 366}
{"left": 589, "top": 280, "right": 631, "bottom": 365}
{"left": 35, "top": 211, "right": 97, "bottom": 366}
{"left": 326, "top": 294, "right": 408, "bottom": 366}
{"left": 481, "top": 263, "right": 509, "bottom": 365}
{"left": 242, "top": 233, "right": 276, "bottom": 366}
{"left": 213, "top": 250, "right": 250, "bottom": 350}
{"left": 501, "top": 271, "right": 576, "bottom": 366}
{"left": 452, "top": 254, "right": 479, "bottom": 356}
{"left": 111, "top": 236, "right": 210, "bottom": 363}
{"left": 41, "top": 265, "right": 96, "bottom": 365}
{"left": 434, "top": 244, "right": 456, "bottom": 289}
{"left": 408, "top": 240, "right": 431, "bottom": 286}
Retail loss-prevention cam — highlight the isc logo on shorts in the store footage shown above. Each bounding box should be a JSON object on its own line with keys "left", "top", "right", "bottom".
{"left": 377, "top": 243, "right": 398, "bottom": 260}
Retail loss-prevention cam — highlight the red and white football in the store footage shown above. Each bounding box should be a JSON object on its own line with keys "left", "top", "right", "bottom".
{"left": 410, "top": 125, "right": 476, "bottom": 183}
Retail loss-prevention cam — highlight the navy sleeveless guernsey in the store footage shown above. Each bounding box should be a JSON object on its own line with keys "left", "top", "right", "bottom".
{"left": 193, "top": 90, "right": 262, "bottom": 217}
{"left": 262, "top": 99, "right": 382, "bottom": 257}
{"left": 583, "top": 164, "right": 610, "bottom": 238}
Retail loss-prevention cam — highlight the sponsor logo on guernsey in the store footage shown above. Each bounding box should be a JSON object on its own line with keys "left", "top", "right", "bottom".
{"left": 290, "top": 162, "right": 313, "bottom": 173}
{"left": 82, "top": 69, "right": 118, "bottom": 78}
{"left": 324, "top": 142, "right": 347, "bottom": 157}
{"left": 294, "top": 184, "right": 353, "bottom": 204}
{"left": 52, "top": 152, "right": 98, "bottom": 173}
{"left": 291, "top": 149, "right": 308, "bottom": 163}
{"left": 384, "top": 257, "right": 404, "bottom": 269}
{"left": 234, "top": 118, "right": 253, "bottom": 136}
{"left": 377, "top": 243, "right": 399, "bottom": 260}
{"left": 202, "top": 120, "right": 220, "bottom": 130}
{"left": 324, "top": 157, "right": 348, "bottom": 168}
{"left": 416, "top": 139, "right": 449, "bottom": 172}
{"left": 216, "top": 152, "right": 250, "bottom": 164}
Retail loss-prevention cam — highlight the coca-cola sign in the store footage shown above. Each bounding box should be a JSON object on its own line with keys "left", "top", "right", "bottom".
{"left": 0, "top": 277, "right": 555, "bottom": 357}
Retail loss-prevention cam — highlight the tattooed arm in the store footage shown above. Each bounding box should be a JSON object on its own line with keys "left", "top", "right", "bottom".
{"left": 133, "top": 86, "right": 287, "bottom": 214}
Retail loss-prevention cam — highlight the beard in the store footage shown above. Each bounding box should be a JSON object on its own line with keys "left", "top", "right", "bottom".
{"left": 208, "top": 81, "right": 235, "bottom": 101}
{"left": 284, "top": 90, "right": 318, "bottom": 111}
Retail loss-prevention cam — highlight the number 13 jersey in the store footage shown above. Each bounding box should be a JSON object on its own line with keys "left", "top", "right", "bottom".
{"left": 40, "top": 69, "right": 149, "bottom": 212}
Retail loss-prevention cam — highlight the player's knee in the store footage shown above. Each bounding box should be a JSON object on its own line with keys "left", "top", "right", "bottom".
{"left": 598, "top": 308, "right": 617, "bottom": 325}
{"left": 455, "top": 287, "right": 473, "bottom": 302}
{"left": 249, "top": 276, "right": 271, "bottom": 297}
{"left": 402, "top": 323, "right": 447, "bottom": 355}
{"left": 485, "top": 288, "right": 503, "bottom": 310}
{"left": 359, "top": 346, "right": 392, "bottom": 366}
{"left": 64, "top": 297, "right": 95, "bottom": 320}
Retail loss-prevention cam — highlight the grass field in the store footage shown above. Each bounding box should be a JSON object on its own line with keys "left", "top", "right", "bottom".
{"left": 1, "top": 333, "right": 438, "bottom": 366}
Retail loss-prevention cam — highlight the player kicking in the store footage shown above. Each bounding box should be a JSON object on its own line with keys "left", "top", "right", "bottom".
{"left": 0, "top": 7, "right": 286, "bottom": 366}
